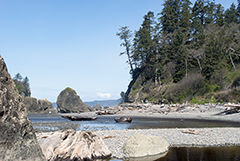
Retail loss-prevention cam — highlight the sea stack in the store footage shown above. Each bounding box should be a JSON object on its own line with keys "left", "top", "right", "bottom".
{"left": 0, "top": 56, "right": 46, "bottom": 161}
{"left": 57, "top": 87, "right": 94, "bottom": 113}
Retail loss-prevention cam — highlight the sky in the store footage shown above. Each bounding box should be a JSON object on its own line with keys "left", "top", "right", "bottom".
{"left": 0, "top": 0, "right": 236, "bottom": 102}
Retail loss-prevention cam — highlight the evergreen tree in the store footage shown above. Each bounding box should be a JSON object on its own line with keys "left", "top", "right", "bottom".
{"left": 117, "top": 26, "right": 134, "bottom": 75}
{"left": 225, "top": 3, "right": 238, "bottom": 24}
{"left": 22, "top": 76, "right": 30, "bottom": 89}
{"left": 13, "top": 73, "right": 23, "bottom": 81}
{"left": 214, "top": 4, "right": 225, "bottom": 26}
{"left": 132, "top": 11, "right": 155, "bottom": 69}
{"left": 236, "top": 2, "right": 240, "bottom": 24}
{"left": 178, "top": 0, "right": 192, "bottom": 34}
{"left": 160, "top": 0, "right": 180, "bottom": 34}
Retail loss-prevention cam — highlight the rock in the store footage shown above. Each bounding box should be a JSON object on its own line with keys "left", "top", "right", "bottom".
{"left": 114, "top": 116, "right": 132, "bottom": 123}
{"left": 40, "top": 129, "right": 111, "bottom": 160}
{"left": 123, "top": 133, "right": 169, "bottom": 158}
{"left": 93, "top": 103, "right": 102, "bottom": 111}
{"left": 61, "top": 115, "right": 98, "bottom": 121}
{"left": 57, "top": 87, "right": 94, "bottom": 113}
{"left": 0, "top": 56, "right": 46, "bottom": 161}
{"left": 24, "top": 97, "right": 57, "bottom": 114}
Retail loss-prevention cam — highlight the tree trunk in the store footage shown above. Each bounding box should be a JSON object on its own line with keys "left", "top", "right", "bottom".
{"left": 196, "top": 58, "right": 202, "bottom": 71}
{"left": 126, "top": 47, "right": 134, "bottom": 74}
{"left": 229, "top": 51, "right": 236, "bottom": 71}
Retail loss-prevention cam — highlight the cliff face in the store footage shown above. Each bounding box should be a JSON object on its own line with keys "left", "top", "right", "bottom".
{"left": 0, "top": 56, "right": 46, "bottom": 161}
{"left": 125, "top": 73, "right": 169, "bottom": 104}
{"left": 57, "top": 87, "right": 94, "bottom": 113}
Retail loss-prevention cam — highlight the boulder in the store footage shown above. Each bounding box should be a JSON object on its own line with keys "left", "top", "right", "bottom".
{"left": 114, "top": 116, "right": 132, "bottom": 123}
{"left": 57, "top": 87, "right": 94, "bottom": 113}
{"left": 40, "top": 129, "right": 111, "bottom": 160}
{"left": 0, "top": 56, "right": 46, "bottom": 161}
{"left": 24, "top": 97, "right": 57, "bottom": 114}
{"left": 93, "top": 103, "right": 102, "bottom": 111}
{"left": 123, "top": 133, "right": 169, "bottom": 158}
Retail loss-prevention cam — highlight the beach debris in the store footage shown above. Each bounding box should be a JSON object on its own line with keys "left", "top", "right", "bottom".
{"left": 61, "top": 115, "right": 98, "bottom": 121}
{"left": 123, "top": 133, "right": 169, "bottom": 158}
{"left": 40, "top": 129, "right": 111, "bottom": 161}
{"left": 182, "top": 129, "right": 200, "bottom": 135}
{"left": 96, "top": 110, "right": 116, "bottom": 115}
{"left": 114, "top": 116, "right": 132, "bottom": 123}
{"left": 103, "top": 135, "right": 119, "bottom": 139}
{"left": 212, "top": 104, "right": 240, "bottom": 115}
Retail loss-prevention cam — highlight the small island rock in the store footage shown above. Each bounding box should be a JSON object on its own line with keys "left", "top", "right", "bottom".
{"left": 57, "top": 87, "right": 94, "bottom": 113}
{"left": 93, "top": 103, "right": 102, "bottom": 111}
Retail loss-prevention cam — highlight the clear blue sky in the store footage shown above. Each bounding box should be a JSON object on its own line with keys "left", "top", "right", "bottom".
{"left": 0, "top": 0, "right": 235, "bottom": 102}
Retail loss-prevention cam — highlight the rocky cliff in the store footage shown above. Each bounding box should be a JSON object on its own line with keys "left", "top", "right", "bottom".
{"left": 0, "top": 56, "right": 46, "bottom": 161}
{"left": 57, "top": 87, "right": 94, "bottom": 113}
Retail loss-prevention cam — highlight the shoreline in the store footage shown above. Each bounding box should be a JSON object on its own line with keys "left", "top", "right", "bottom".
{"left": 37, "top": 127, "right": 240, "bottom": 159}
{"left": 34, "top": 104, "right": 240, "bottom": 159}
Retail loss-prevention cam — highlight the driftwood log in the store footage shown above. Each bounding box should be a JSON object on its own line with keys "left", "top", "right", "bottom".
{"left": 96, "top": 111, "right": 116, "bottom": 115}
{"left": 40, "top": 129, "right": 111, "bottom": 160}
{"left": 114, "top": 117, "right": 132, "bottom": 123}
{"left": 213, "top": 104, "right": 240, "bottom": 115}
{"left": 61, "top": 115, "right": 98, "bottom": 121}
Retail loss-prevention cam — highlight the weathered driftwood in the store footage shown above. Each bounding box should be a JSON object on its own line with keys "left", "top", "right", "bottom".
{"left": 40, "top": 129, "right": 111, "bottom": 160}
{"left": 213, "top": 105, "right": 240, "bottom": 115}
{"left": 182, "top": 129, "right": 199, "bottom": 135}
{"left": 61, "top": 115, "right": 98, "bottom": 121}
{"left": 96, "top": 110, "right": 116, "bottom": 115}
{"left": 114, "top": 117, "right": 132, "bottom": 123}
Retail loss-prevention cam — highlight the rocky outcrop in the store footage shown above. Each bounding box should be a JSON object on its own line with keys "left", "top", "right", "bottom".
{"left": 24, "top": 97, "right": 57, "bottom": 114}
{"left": 93, "top": 103, "right": 102, "bottom": 111}
{"left": 0, "top": 56, "right": 46, "bottom": 161}
{"left": 123, "top": 133, "right": 169, "bottom": 158}
{"left": 40, "top": 129, "right": 111, "bottom": 160}
{"left": 57, "top": 87, "right": 94, "bottom": 113}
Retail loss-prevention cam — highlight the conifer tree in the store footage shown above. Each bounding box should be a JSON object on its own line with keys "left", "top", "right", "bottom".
{"left": 225, "top": 3, "right": 238, "bottom": 24}
{"left": 117, "top": 26, "right": 134, "bottom": 75}
{"left": 160, "top": 0, "right": 180, "bottom": 34}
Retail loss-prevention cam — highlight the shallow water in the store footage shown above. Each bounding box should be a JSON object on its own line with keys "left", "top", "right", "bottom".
{"left": 157, "top": 146, "right": 240, "bottom": 161}
{"left": 29, "top": 114, "right": 240, "bottom": 132}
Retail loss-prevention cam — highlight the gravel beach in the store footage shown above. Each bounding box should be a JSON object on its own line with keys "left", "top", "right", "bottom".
{"left": 37, "top": 127, "right": 240, "bottom": 159}
{"left": 35, "top": 104, "right": 240, "bottom": 159}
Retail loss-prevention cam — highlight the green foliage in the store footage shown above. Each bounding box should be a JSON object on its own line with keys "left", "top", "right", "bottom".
{"left": 13, "top": 73, "right": 31, "bottom": 97}
{"left": 118, "top": 0, "right": 240, "bottom": 104}
{"left": 65, "top": 87, "right": 75, "bottom": 93}
{"left": 203, "top": 83, "right": 221, "bottom": 93}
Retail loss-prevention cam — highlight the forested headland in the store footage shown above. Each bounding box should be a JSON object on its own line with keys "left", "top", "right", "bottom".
{"left": 117, "top": 0, "right": 240, "bottom": 104}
